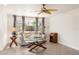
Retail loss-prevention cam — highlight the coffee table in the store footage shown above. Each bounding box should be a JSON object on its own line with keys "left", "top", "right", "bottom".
{"left": 28, "top": 36, "right": 47, "bottom": 51}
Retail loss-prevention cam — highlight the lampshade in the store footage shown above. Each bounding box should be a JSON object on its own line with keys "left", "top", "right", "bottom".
{"left": 12, "top": 27, "right": 16, "bottom": 32}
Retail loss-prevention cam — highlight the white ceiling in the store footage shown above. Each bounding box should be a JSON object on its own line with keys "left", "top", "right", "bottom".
{"left": 6, "top": 4, "right": 79, "bottom": 17}
{"left": 48, "top": 4, "right": 79, "bottom": 14}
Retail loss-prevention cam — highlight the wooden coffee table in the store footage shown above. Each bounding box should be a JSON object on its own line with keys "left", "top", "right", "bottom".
{"left": 28, "top": 37, "right": 47, "bottom": 51}
{"left": 29, "top": 40, "right": 47, "bottom": 51}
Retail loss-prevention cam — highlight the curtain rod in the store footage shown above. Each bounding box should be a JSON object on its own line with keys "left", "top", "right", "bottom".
{"left": 12, "top": 15, "right": 45, "bottom": 18}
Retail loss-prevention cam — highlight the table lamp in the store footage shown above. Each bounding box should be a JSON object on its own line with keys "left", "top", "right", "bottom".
{"left": 12, "top": 27, "right": 16, "bottom": 36}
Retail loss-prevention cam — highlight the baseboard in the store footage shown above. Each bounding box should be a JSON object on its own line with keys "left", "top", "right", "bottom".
{"left": 3, "top": 43, "right": 10, "bottom": 49}
{"left": 59, "top": 41, "right": 79, "bottom": 51}
{"left": 0, "top": 42, "right": 9, "bottom": 51}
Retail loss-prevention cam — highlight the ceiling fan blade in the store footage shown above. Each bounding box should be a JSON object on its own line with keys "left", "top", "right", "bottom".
{"left": 45, "top": 10, "right": 52, "bottom": 14}
{"left": 38, "top": 10, "right": 51, "bottom": 15}
{"left": 47, "top": 9, "right": 58, "bottom": 11}
{"left": 32, "top": 4, "right": 57, "bottom": 15}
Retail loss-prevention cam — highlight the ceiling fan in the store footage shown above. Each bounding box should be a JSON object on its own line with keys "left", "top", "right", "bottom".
{"left": 33, "top": 4, "right": 58, "bottom": 15}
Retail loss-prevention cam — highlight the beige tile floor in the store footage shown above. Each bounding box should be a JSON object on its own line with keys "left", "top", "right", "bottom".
{"left": 0, "top": 42, "right": 79, "bottom": 55}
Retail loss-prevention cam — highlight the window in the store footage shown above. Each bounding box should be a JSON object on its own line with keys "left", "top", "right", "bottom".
{"left": 25, "top": 18, "right": 36, "bottom": 31}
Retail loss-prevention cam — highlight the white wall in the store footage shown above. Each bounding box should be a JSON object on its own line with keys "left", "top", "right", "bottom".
{"left": 49, "top": 8, "right": 79, "bottom": 50}
{"left": 0, "top": 5, "right": 7, "bottom": 51}
{"left": 7, "top": 15, "right": 14, "bottom": 42}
